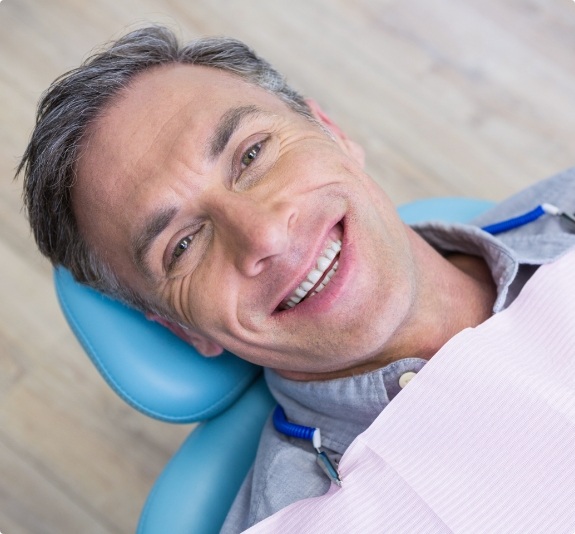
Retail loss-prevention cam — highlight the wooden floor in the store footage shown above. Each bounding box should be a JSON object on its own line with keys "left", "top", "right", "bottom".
{"left": 1, "top": 0, "right": 574, "bottom": 532}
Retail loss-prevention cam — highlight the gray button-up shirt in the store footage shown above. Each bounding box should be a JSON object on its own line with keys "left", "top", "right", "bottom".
{"left": 222, "top": 168, "right": 575, "bottom": 533}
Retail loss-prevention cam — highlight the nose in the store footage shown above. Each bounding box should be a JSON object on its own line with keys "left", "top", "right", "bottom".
{"left": 211, "top": 194, "right": 298, "bottom": 277}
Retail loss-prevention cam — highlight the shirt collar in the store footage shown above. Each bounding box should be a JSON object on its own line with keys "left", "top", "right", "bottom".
{"left": 411, "top": 221, "right": 518, "bottom": 312}
{"left": 265, "top": 358, "right": 427, "bottom": 453}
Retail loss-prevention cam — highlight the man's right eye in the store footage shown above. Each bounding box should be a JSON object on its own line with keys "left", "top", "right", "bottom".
{"left": 166, "top": 225, "right": 206, "bottom": 274}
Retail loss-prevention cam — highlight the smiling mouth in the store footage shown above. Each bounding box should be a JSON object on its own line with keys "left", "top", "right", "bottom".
{"left": 278, "top": 237, "right": 342, "bottom": 311}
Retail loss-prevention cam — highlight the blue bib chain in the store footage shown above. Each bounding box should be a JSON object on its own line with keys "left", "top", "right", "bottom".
{"left": 273, "top": 405, "right": 342, "bottom": 487}
{"left": 273, "top": 202, "right": 575, "bottom": 487}
{"left": 480, "top": 203, "right": 575, "bottom": 235}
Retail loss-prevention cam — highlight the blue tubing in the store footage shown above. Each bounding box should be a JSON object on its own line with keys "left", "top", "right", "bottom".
{"left": 481, "top": 205, "right": 545, "bottom": 235}
{"left": 273, "top": 405, "right": 316, "bottom": 441}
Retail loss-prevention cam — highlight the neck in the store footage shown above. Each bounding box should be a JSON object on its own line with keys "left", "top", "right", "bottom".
{"left": 280, "top": 231, "right": 497, "bottom": 382}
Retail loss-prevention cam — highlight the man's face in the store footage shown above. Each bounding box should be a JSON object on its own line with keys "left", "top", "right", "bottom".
{"left": 74, "top": 64, "right": 418, "bottom": 376}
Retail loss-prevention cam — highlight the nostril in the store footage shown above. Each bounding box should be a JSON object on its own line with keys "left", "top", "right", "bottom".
{"left": 288, "top": 208, "right": 298, "bottom": 230}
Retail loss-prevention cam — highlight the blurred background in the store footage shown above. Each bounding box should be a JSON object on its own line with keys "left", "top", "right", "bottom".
{"left": 1, "top": 0, "right": 574, "bottom": 532}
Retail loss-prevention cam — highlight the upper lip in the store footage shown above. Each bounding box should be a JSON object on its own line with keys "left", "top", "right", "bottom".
{"left": 273, "top": 218, "right": 344, "bottom": 313}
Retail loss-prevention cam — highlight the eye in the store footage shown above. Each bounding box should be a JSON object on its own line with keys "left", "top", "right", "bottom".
{"left": 173, "top": 235, "right": 193, "bottom": 259}
{"left": 240, "top": 142, "right": 262, "bottom": 168}
{"left": 166, "top": 226, "right": 206, "bottom": 274}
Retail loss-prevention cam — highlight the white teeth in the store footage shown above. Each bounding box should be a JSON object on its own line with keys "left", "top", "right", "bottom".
{"left": 324, "top": 268, "right": 335, "bottom": 283}
{"left": 295, "top": 287, "right": 308, "bottom": 298}
{"left": 324, "top": 248, "right": 337, "bottom": 260}
{"left": 317, "top": 256, "right": 331, "bottom": 272}
{"left": 282, "top": 239, "right": 342, "bottom": 310}
{"left": 307, "top": 269, "right": 323, "bottom": 284}
{"left": 301, "top": 280, "right": 314, "bottom": 292}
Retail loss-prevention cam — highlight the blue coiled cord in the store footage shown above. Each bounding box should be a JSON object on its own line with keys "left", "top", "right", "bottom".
{"left": 481, "top": 205, "right": 546, "bottom": 235}
{"left": 273, "top": 405, "right": 316, "bottom": 441}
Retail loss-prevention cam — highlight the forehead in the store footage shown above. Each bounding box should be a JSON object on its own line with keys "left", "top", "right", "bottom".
{"left": 75, "top": 63, "right": 296, "bottom": 203}
{"left": 85, "top": 63, "right": 287, "bottom": 169}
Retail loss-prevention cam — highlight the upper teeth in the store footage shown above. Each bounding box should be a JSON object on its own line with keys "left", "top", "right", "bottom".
{"left": 284, "top": 239, "right": 342, "bottom": 308}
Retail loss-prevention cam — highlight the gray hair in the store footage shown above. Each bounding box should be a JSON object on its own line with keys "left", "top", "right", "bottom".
{"left": 17, "top": 25, "right": 311, "bottom": 315}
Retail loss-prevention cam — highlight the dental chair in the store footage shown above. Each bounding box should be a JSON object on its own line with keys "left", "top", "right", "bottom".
{"left": 54, "top": 198, "right": 493, "bottom": 534}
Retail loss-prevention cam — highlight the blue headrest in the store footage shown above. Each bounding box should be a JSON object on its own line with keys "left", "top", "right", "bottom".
{"left": 54, "top": 198, "right": 494, "bottom": 423}
{"left": 54, "top": 267, "right": 261, "bottom": 423}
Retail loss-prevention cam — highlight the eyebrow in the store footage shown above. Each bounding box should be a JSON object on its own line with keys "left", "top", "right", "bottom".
{"left": 131, "top": 105, "right": 265, "bottom": 279}
{"left": 132, "top": 205, "right": 177, "bottom": 278}
{"left": 207, "top": 104, "right": 262, "bottom": 159}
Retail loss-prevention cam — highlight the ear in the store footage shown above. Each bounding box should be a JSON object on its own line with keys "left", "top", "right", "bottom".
{"left": 305, "top": 98, "right": 365, "bottom": 168}
{"left": 145, "top": 313, "right": 224, "bottom": 357}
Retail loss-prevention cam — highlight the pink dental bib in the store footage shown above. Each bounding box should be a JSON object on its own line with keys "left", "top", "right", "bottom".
{"left": 246, "top": 247, "right": 575, "bottom": 534}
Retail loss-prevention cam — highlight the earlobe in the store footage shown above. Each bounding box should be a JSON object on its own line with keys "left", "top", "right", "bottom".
{"left": 145, "top": 313, "right": 224, "bottom": 357}
{"left": 305, "top": 98, "right": 365, "bottom": 168}
{"left": 187, "top": 333, "right": 225, "bottom": 357}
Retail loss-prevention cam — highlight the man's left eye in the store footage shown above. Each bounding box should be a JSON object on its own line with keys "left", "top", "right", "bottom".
{"left": 173, "top": 235, "right": 192, "bottom": 259}
{"left": 241, "top": 142, "right": 262, "bottom": 168}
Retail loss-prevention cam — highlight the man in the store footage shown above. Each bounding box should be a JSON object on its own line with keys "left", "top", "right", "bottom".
{"left": 18, "top": 26, "right": 575, "bottom": 532}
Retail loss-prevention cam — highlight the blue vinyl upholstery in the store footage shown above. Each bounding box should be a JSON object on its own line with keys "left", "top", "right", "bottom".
{"left": 137, "top": 379, "right": 274, "bottom": 534}
{"left": 54, "top": 267, "right": 262, "bottom": 423}
{"left": 53, "top": 197, "right": 494, "bottom": 534}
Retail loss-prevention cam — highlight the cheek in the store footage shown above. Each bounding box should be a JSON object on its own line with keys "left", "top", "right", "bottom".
{"left": 172, "top": 260, "right": 239, "bottom": 334}
{"left": 278, "top": 143, "right": 344, "bottom": 185}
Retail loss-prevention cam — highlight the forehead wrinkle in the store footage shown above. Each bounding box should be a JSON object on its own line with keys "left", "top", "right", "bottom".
{"left": 132, "top": 205, "right": 178, "bottom": 280}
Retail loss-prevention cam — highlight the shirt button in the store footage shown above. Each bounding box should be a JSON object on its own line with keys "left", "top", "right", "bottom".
{"left": 399, "top": 371, "right": 417, "bottom": 389}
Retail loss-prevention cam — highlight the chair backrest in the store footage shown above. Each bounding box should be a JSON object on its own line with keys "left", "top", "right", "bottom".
{"left": 53, "top": 197, "right": 494, "bottom": 534}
